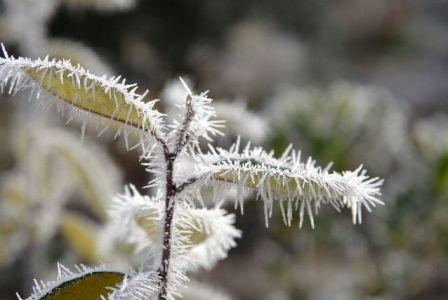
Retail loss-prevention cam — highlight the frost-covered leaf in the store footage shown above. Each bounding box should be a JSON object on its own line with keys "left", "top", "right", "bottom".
{"left": 195, "top": 140, "right": 384, "bottom": 227}
{"left": 109, "top": 185, "right": 241, "bottom": 270}
{"left": 17, "top": 265, "right": 125, "bottom": 300}
{"left": 0, "top": 49, "right": 164, "bottom": 140}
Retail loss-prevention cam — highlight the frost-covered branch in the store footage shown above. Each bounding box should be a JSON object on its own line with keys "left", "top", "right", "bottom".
{"left": 167, "top": 80, "right": 223, "bottom": 152}
{"left": 173, "top": 94, "right": 194, "bottom": 155}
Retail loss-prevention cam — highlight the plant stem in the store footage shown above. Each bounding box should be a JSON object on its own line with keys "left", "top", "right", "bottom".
{"left": 158, "top": 152, "right": 176, "bottom": 299}
{"left": 157, "top": 94, "right": 196, "bottom": 299}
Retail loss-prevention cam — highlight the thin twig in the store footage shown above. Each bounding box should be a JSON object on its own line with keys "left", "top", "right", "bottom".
{"left": 176, "top": 176, "right": 199, "bottom": 193}
{"left": 157, "top": 151, "right": 176, "bottom": 299}
{"left": 173, "top": 94, "right": 194, "bottom": 155}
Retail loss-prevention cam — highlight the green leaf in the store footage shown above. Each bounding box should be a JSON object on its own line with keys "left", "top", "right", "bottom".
{"left": 40, "top": 271, "right": 124, "bottom": 300}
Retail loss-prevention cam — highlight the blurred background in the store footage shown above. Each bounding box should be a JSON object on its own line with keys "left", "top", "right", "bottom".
{"left": 1, "top": 0, "right": 448, "bottom": 299}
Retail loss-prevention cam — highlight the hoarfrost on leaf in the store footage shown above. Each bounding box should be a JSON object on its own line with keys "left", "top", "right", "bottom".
{"left": 195, "top": 139, "right": 384, "bottom": 228}
{"left": 0, "top": 48, "right": 165, "bottom": 147}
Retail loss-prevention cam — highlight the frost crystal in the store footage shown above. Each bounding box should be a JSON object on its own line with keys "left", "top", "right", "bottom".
{"left": 107, "top": 271, "right": 159, "bottom": 300}
{"left": 195, "top": 139, "right": 384, "bottom": 227}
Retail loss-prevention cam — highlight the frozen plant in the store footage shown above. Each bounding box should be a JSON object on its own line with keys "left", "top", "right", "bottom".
{"left": 0, "top": 46, "right": 384, "bottom": 299}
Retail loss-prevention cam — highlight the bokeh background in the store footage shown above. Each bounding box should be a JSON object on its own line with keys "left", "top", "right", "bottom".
{"left": 1, "top": 0, "right": 448, "bottom": 299}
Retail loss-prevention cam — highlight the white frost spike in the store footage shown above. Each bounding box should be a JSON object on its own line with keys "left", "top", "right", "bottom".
{"left": 106, "top": 271, "right": 159, "bottom": 300}
{"left": 195, "top": 140, "right": 384, "bottom": 228}
{"left": 179, "top": 76, "right": 192, "bottom": 95}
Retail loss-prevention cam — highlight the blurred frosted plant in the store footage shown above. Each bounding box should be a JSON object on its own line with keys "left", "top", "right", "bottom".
{"left": 0, "top": 123, "right": 121, "bottom": 268}
{"left": 414, "top": 113, "right": 448, "bottom": 161}
{"left": 212, "top": 100, "right": 268, "bottom": 144}
{"left": 58, "top": 0, "right": 137, "bottom": 12}
{"left": 0, "top": 0, "right": 57, "bottom": 55}
{"left": 0, "top": 0, "right": 136, "bottom": 57}
{"left": 0, "top": 47, "right": 383, "bottom": 299}
{"left": 268, "top": 82, "right": 411, "bottom": 176}
{"left": 48, "top": 39, "right": 112, "bottom": 75}
{"left": 190, "top": 20, "right": 307, "bottom": 99}
{"left": 413, "top": 113, "right": 448, "bottom": 196}
{"left": 180, "top": 281, "right": 233, "bottom": 300}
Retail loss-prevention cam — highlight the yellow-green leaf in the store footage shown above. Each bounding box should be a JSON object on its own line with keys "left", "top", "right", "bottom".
{"left": 0, "top": 53, "right": 163, "bottom": 134}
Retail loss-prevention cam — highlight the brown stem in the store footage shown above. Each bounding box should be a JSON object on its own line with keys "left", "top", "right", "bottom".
{"left": 157, "top": 94, "right": 196, "bottom": 298}
{"left": 158, "top": 152, "right": 176, "bottom": 299}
